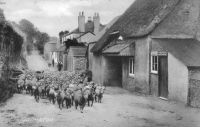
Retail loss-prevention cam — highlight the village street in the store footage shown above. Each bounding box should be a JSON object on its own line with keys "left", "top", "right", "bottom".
{"left": 0, "top": 87, "right": 200, "bottom": 127}
{"left": 0, "top": 49, "right": 199, "bottom": 127}
{"left": 2, "top": 0, "right": 200, "bottom": 127}
{"left": 26, "top": 50, "right": 56, "bottom": 71}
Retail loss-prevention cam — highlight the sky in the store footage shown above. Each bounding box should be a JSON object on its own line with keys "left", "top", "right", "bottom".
{"left": 1, "top": 0, "right": 134, "bottom": 37}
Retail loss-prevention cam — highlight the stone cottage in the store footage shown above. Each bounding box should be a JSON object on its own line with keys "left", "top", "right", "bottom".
{"left": 89, "top": 0, "right": 200, "bottom": 107}
{"left": 63, "top": 46, "right": 87, "bottom": 72}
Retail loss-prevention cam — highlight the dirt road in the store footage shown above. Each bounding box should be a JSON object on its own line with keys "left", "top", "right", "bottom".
{"left": 0, "top": 87, "right": 200, "bottom": 127}
{"left": 26, "top": 50, "right": 55, "bottom": 71}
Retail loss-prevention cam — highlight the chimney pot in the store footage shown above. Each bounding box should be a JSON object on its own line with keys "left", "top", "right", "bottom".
{"left": 78, "top": 11, "right": 85, "bottom": 32}
{"left": 94, "top": 12, "right": 100, "bottom": 34}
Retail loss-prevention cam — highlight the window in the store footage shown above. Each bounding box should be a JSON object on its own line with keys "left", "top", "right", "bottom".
{"left": 129, "top": 58, "right": 134, "bottom": 76}
{"left": 151, "top": 55, "right": 158, "bottom": 74}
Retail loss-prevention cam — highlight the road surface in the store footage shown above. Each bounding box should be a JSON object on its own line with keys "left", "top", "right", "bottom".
{"left": 26, "top": 50, "right": 55, "bottom": 71}
{"left": 0, "top": 87, "right": 200, "bottom": 127}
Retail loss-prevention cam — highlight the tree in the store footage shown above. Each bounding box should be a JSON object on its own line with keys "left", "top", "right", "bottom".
{"left": 0, "top": 10, "right": 23, "bottom": 102}
{"left": 19, "top": 19, "right": 36, "bottom": 36}
{"left": 35, "top": 32, "right": 50, "bottom": 54}
{"left": 64, "top": 38, "right": 85, "bottom": 49}
{"left": 18, "top": 19, "right": 50, "bottom": 54}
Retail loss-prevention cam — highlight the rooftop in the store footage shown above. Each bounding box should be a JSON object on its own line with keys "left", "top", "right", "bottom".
{"left": 91, "top": 0, "right": 180, "bottom": 52}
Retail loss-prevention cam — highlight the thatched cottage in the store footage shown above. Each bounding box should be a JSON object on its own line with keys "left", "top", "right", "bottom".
{"left": 89, "top": 0, "right": 200, "bottom": 107}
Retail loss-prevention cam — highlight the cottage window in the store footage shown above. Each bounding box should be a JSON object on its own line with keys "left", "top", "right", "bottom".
{"left": 129, "top": 58, "right": 134, "bottom": 76}
{"left": 151, "top": 55, "right": 158, "bottom": 74}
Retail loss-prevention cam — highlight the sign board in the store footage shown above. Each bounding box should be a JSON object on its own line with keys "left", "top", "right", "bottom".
{"left": 158, "top": 51, "right": 168, "bottom": 56}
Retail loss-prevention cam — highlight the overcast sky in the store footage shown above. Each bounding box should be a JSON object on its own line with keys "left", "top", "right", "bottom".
{"left": 1, "top": 0, "right": 134, "bottom": 37}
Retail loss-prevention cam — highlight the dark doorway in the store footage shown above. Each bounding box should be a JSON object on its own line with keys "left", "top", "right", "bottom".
{"left": 158, "top": 56, "right": 168, "bottom": 98}
{"left": 105, "top": 56, "right": 122, "bottom": 87}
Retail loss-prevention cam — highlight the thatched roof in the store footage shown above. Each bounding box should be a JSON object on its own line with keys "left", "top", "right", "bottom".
{"left": 152, "top": 0, "right": 200, "bottom": 38}
{"left": 91, "top": 0, "right": 180, "bottom": 53}
{"left": 152, "top": 38, "right": 200, "bottom": 67}
{"left": 89, "top": 16, "right": 120, "bottom": 43}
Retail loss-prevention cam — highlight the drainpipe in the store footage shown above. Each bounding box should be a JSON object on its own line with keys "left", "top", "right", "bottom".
{"left": 148, "top": 37, "right": 152, "bottom": 95}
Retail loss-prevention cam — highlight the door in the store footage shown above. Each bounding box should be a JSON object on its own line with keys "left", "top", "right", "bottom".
{"left": 158, "top": 56, "right": 168, "bottom": 98}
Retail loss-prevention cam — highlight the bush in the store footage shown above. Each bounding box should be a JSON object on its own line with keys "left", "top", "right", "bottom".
{"left": 0, "top": 78, "right": 17, "bottom": 103}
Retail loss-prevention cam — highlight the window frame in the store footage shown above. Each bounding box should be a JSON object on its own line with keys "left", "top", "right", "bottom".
{"left": 129, "top": 57, "right": 135, "bottom": 77}
{"left": 151, "top": 52, "right": 158, "bottom": 74}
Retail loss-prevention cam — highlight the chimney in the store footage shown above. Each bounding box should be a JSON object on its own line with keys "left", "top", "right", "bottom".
{"left": 93, "top": 12, "right": 100, "bottom": 34}
{"left": 78, "top": 11, "right": 85, "bottom": 32}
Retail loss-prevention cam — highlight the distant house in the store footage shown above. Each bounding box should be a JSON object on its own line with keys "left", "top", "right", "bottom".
{"left": 89, "top": 0, "right": 200, "bottom": 107}
{"left": 59, "top": 12, "right": 105, "bottom": 45}
{"left": 44, "top": 38, "right": 59, "bottom": 66}
{"left": 58, "top": 12, "right": 105, "bottom": 72}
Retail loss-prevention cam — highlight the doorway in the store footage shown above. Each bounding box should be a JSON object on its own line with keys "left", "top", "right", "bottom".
{"left": 158, "top": 56, "right": 168, "bottom": 99}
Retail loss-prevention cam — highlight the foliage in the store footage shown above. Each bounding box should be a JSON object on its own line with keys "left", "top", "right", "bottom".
{"left": 59, "top": 30, "right": 69, "bottom": 43}
{"left": 18, "top": 19, "right": 50, "bottom": 54}
{"left": 0, "top": 22, "right": 24, "bottom": 76}
{"left": 0, "top": 20, "right": 24, "bottom": 103}
{"left": 19, "top": 19, "right": 36, "bottom": 36}
{"left": 0, "top": 11, "right": 23, "bottom": 103}
{"left": 64, "top": 39, "right": 85, "bottom": 49}
{"left": 59, "top": 30, "right": 69, "bottom": 37}
{"left": 35, "top": 32, "right": 50, "bottom": 54}
{"left": 0, "top": 78, "right": 16, "bottom": 102}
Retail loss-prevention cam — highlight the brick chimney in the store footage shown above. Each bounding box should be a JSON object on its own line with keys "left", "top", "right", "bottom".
{"left": 78, "top": 11, "right": 85, "bottom": 32}
{"left": 93, "top": 13, "right": 100, "bottom": 34}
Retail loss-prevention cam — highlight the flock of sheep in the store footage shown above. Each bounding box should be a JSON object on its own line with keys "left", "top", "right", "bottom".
{"left": 17, "top": 70, "right": 106, "bottom": 113}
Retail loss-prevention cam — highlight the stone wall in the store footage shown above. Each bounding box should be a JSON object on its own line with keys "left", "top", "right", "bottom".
{"left": 188, "top": 68, "right": 200, "bottom": 108}
{"left": 74, "top": 56, "right": 86, "bottom": 72}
